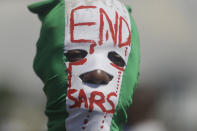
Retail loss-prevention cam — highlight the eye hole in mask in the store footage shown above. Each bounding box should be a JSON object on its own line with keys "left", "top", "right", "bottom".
{"left": 108, "top": 51, "right": 126, "bottom": 67}
{"left": 64, "top": 49, "right": 88, "bottom": 62}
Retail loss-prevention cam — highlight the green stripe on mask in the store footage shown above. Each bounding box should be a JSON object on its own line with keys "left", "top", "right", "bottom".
{"left": 28, "top": 0, "right": 68, "bottom": 130}
{"left": 110, "top": 6, "right": 140, "bottom": 131}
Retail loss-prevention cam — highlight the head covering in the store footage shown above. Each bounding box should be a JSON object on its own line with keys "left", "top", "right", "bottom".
{"left": 28, "top": 0, "right": 140, "bottom": 130}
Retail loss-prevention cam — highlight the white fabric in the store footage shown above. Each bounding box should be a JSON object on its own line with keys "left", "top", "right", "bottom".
{"left": 64, "top": 0, "right": 131, "bottom": 130}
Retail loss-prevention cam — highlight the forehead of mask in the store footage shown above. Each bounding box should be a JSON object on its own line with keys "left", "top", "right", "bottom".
{"left": 64, "top": 0, "right": 131, "bottom": 64}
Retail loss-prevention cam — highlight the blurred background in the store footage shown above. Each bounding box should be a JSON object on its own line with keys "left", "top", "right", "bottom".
{"left": 0, "top": 0, "right": 196, "bottom": 131}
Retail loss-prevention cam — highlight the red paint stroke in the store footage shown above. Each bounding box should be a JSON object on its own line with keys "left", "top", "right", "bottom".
{"left": 68, "top": 89, "right": 88, "bottom": 109}
{"left": 89, "top": 41, "right": 97, "bottom": 54}
{"left": 70, "top": 6, "right": 97, "bottom": 54}
{"left": 68, "top": 91, "right": 116, "bottom": 113}
{"left": 84, "top": 119, "right": 89, "bottom": 124}
{"left": 82, "top": 126, "right": 86, "bottom": 130}
{"left": 106, "top": 30, "right": 109, "bottom": 41}
{"left": 67, "top": 58, "right": 87, "bottom": 109}
{"left": 110, "top": 63, "right": 124, "bottom": 71}
{"left": 100, "top": 113, "right": 107, "bottom": 127}
{"left": 89, "top": 91, "right": 106, "bottom": 112}
{"left": 67, "top": 58, "right": 87, "bottom": 89}
{"left": 78, "top": 89, "right": 88, "bottom": 108}
{"left": 101, "top": 125, "right": 104, "bottom": 129}
{"left": 106, "top": 92, "right": 117, "bottom": 113}
{"left": 74, "top": 22, "right": 96, "bottom": 26}
{"left": 67, "top": 89, "right": 79, "bottom": 108}
{"left": 99, "top": 9, "right": 118, "bottom": 46}
{"left": 119, "top": 16, "right": 131, "bottom": 48}
{"left": 70, "top": 58, "right": 87, "bottom": 66}
{"left": 125, "top": 47, "right": 128, "bottom": 56}
{"left": 82, "top": 114, "right": 91, "bottom": 129}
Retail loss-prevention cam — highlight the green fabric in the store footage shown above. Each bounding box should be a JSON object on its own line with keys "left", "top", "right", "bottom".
{"left": 110, "top": 6, "right": 140, "bottom": 131}
{"left": 28, "top": 0, "right": 68, "bottom": 131}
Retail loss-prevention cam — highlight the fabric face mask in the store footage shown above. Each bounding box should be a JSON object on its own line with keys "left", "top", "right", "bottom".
{"left": 28, "top": 0, "right": 140, "bottom": 130}
{"left": 64, "top": 0, "right": 132, "bottom": 130}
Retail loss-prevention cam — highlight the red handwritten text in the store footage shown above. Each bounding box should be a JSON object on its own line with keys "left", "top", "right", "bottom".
{"left": 67, "top": 88, "right": 117, "bottom": 114}
{"left": 70, "top": 6, "right": 131, "bottom": 54}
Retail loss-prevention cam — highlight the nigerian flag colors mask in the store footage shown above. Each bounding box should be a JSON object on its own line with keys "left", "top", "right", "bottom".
{"left": 28, "top": 0, "right": 140, "bottom": 130}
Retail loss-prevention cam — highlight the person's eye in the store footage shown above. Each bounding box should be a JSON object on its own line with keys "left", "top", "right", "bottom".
{"left": 108, "top": 51, "right": 126, "bottom": 67}
{"left": 64, "top": 49, "right": 88, "bottom": 62}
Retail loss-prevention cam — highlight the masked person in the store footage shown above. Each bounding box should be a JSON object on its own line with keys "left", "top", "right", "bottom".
{"left": 28, "top": 0, "right": 140, "bottom": 130}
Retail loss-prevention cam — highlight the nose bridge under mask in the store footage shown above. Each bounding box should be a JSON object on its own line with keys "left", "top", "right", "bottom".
{"left": 89, "top": 52, "right": 107, "bottom": 65}
{"left": 87, "top": 52, "right": 116, "bottom": 72}
{"left": 69, "top": 52, "right": 116, "bottom": 77}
